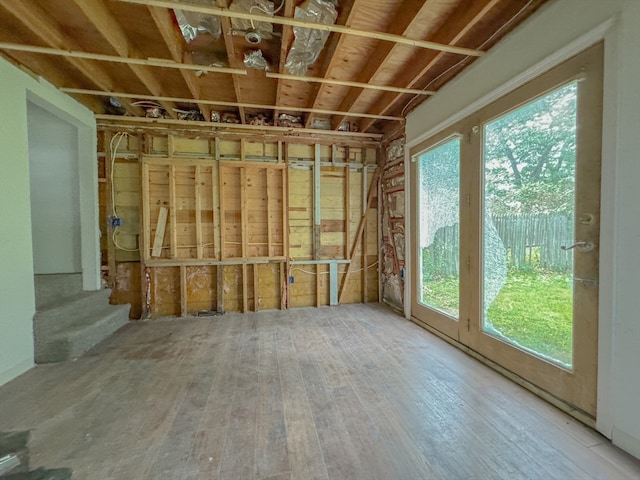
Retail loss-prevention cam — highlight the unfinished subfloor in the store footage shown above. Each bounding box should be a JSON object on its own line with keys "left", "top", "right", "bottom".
{"left": 1, "top": 304, "right": 639, "bottom": 479}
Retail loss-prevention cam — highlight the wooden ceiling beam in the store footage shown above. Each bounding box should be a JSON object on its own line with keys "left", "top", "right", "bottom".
{"left": 115, "top": 0, "right": 485, "bottom": 57}
{"left": 147, "top": 6, "right": 212, "bottom": 121}
{"left": 71, "top": 0, "right": 178, "bottom": 118}
{"left": 217, "top": 0, "right": 245, "bottom": 123}
{"left": 61, "top": 87, "right": 404, "bottom": 121}
{"left": 0, "top": 43, "right": 246, "bottom": 75}
{"left": 266, "top": 73, "right": 433, "bottom": 96}
{"left": 273, "top": 0, "right": 297, "bottom": 123}
{"left": 95, "top": 114, "right": 384, "bottom": 141}
{"left": 330, "top": 0, "right": 432, "bottom": 129}
{"left": 358, "top": 0, "right": 501, "bottom": 132}
{"left": 304, "top": 0, "right": 358, "bottom": 129}
{"left": 0, "top": 0, "right": 140, "bottom": 115}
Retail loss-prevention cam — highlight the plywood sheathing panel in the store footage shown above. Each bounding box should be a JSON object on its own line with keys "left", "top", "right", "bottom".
{"left": 111, "top": 262, "right": 142, "bottom": 319}
{"left": 150, "top": 266, "right": 181, "bottom": 317}
{"left": 185, "top": 265, "right": 218, "bottom": 314}
{"left": 288, "top": 168, "right": 314, "bottom": 260}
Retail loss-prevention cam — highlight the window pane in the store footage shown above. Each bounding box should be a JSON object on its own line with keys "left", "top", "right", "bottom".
{"left": 482, "top": 82, "right": 577, "bottom": 367}
{"left": 418, "top": 138, "right": 460, "bottom": 319}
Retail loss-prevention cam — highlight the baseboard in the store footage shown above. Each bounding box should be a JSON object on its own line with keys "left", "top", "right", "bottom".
{"left": 0, "top": 358, "right": 34, "bottom": 387}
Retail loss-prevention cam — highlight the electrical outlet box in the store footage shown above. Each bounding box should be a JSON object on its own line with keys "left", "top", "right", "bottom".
{"left": 289, "top": 276, "right": 294, "bottom": 284}
{"left": 109, "top": 216, "right": 123, "bottom": 228}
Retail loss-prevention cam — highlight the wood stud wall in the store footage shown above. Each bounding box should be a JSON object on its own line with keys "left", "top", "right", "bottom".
{"left": 100, "top": 130, "right": 379, "bottom": 318}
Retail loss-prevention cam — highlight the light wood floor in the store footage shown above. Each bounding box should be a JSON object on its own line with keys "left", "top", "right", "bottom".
{"left": 1, "top": 304, "right": 639, "bottom": 479}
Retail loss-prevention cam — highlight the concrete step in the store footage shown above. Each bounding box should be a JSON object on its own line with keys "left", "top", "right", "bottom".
{"left": 35, "top": 289, "right": 112, "bottom": 335}
{"left": 34, "top": 300, "right": 129, "bottom": 364}
{"left": 34, "top": 274, "right": 83, "bottom": 311}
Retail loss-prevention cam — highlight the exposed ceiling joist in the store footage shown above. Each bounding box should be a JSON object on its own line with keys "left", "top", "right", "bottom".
{"left": 71, "top": 0, "right": 178, "bottom": 117}
{"left": 330, "top": 0, "right": 433, "bottom": 130}
{"left": 303, "top": 0, "right": 359, "bottom": 129}
{"left": 358, "top": 0, "right": 503, "bottom": 132}
{"left": 114, "top": 0, "right": 486, "bottom": 56}
{"left": 217, "top": 0, "right": 246, "bottom": 124}
{"left": 61, "top": 88, "right": 404, "bottom": 121}
{"left": 0, "top": 42, "right": 431, "bottom": 97}
{"left": 273, "top": 0, "right": 298, "bottom": 122}
{"left": 147, "top": 5, "right": 212, "bottom": 120}
{"left": 0, "top": 0, "right": 546, "bottom": 134}
{"left": 0, "top": 0, "right": 141, "bottom": 115}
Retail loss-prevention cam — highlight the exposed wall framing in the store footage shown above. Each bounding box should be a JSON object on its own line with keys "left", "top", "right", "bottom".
{"left": 100, "top": 129, "right": 380, "bottom": 317}
{"left": 380, "top": 137, "right": 406, "bottom": 311}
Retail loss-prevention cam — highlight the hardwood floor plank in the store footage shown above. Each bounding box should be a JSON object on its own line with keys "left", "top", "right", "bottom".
{"left": 179, "top": 317, "right": 238, "bottom": 479}
{"left": 254, "top": 312, "right": 290, "bottom": 480}
{"left": 217, "top": 314, "right": 259, "bottom": 480}
{"left": 277, "top": 322, "right": 330, "bottom": 480}
{"left": 0, "top": 305, "right": 638, "bottom": 479}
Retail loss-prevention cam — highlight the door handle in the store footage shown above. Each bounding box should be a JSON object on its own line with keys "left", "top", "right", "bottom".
{"left": 561, "top": 241, "right": 594, "bottom": 252}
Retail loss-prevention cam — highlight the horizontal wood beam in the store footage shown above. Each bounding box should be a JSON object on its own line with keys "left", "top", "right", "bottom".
{"left": 290, "top": 259, "right": 350, "bottom": 265}
{"left": 0, "top": 42, "right": 246, "bottom": 75}
{"left": 145, "top": 258, "right": 287, "bottom": 267}
{"left": 95, "top": 114, "right": 384, "bottom": 140}
{"left": 114, "top": 0, "right": 485, "bottom": 57}
{"left": 266, "top": 72, "right": 434, "bottom": 96}
{"left": 62, "top": 88, "right": 403, "bottom": 121}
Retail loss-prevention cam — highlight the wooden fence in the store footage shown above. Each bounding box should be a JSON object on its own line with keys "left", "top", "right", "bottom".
{"left": 423, "top": 213, "right": 574, "bottom": 278}
{"left": 493, "top": 213, "right": 573, "bottom": 272}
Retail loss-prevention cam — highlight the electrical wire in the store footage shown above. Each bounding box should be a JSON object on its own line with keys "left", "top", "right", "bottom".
{"left": 401, "top": 0, "right": 535, "bottom": 117}
{"left": 109, "top": 132, "right": 139, "bottom": 252}
{"left": 290, "top": 261, "right": 379, "bottom": 276}
{"left": 250, "top": 0, "right": 286, "bottom": 17}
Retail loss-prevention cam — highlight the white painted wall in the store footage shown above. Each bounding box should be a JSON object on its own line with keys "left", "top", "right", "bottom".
{"left": 0, "top": 58, "right": 99, "bottom": 385}
{"left": 406, "top": 0, "right": 640, "bottom": 458}
{"left": 28, "top": 102, "right": 82, "bottom": 274}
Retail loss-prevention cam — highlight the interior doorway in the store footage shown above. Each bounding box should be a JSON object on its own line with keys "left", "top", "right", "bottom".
{"left": 27, "top": 101, "right": 82, "bottom": 275}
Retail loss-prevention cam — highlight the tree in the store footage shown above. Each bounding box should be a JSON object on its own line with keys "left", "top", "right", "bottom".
{"left": 484, "top": 82, "right": 578, "bottom": 215}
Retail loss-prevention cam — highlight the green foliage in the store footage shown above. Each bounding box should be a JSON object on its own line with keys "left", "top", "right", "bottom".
{"left": 484, "top": 82, "right": 578, "bottom": 215}
{"left": 419, "top": 138, "right": 460, "bottom": 194}
{"left": 424, "top": 270, "right": 573, "bottom": 366}
{"left": 486, "top": 271, "right": 573, "bottom": 366}
{"left": 421, "top": 274, "right": 460, "bottom": 318}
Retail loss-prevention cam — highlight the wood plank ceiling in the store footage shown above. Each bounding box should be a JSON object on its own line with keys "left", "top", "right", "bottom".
{"left": 0, "top": 0, "right": 547, "bottom": 136}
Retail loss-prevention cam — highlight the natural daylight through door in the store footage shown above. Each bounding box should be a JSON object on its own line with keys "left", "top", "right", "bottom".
{"left": 418, "top": 138, "right": 460, "bottom": 319}
{"left": 482, "top": 82, "right": 577, "bottom": 367}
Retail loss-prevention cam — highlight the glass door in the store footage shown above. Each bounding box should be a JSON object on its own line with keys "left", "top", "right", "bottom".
{"left": 411, "top": 43, "right": 603, "bottom": 417}
{"left": 481, "top": 82, "right": 580, "bottom": 368}
{"left": 411, "top": 136, "right": 461, "bottom": 340}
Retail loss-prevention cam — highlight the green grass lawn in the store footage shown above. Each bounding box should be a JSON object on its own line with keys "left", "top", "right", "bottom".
{"left": 423, "top": 271, "right": 573, "bottom": 366}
